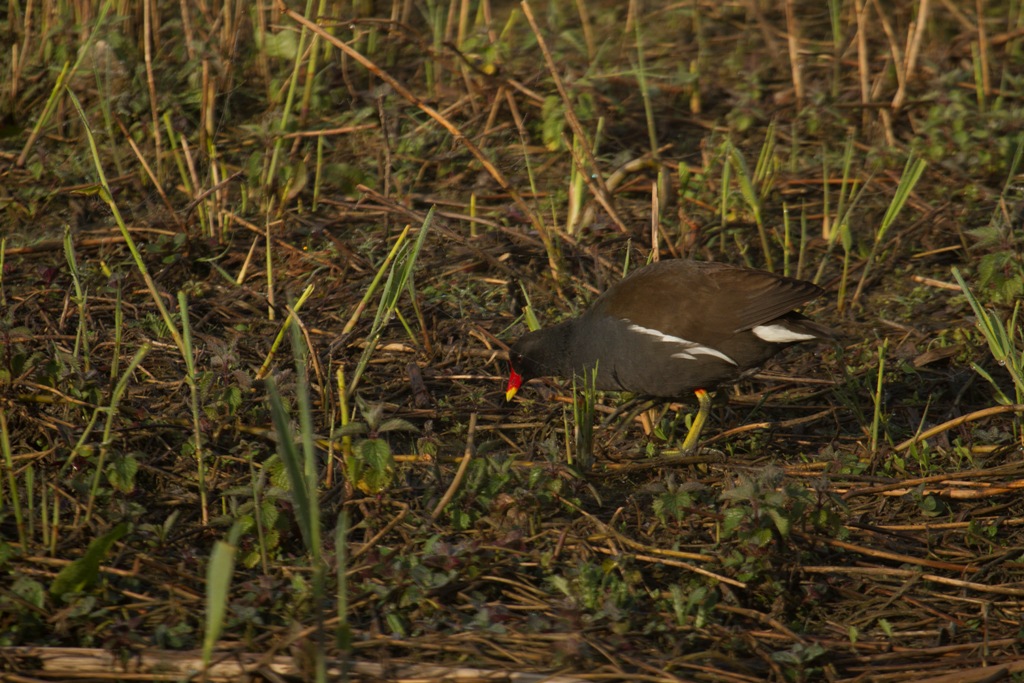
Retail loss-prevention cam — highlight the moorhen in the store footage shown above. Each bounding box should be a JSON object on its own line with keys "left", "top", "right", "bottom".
{"left": 506, "top": 259, "right": 832, "bottom": 451}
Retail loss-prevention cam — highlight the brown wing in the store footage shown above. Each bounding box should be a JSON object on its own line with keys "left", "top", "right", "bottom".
{"left": 592, "top": 260, "right": 823, "bottom": 342}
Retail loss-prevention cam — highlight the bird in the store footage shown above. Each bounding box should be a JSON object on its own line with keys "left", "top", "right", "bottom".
{"left": 505, "top": 259, "right": 832, "bottom": 451}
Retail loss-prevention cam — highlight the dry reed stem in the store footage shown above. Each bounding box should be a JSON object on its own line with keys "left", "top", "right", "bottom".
{"left": 520, "top": 0, "right": 628, "bottom": 235}
{"left": 784, "top": 0, "right": 804, "bottom": 109}
{"left": 893, "top": 0, "right": 930, "bottom": 110}
{"left": 0, "top": 646, "right": 593, "bottom": 682}
{"left": 431, "top": 412, "right": 477, "bottom": 519}
{"left": 895, "top": 405, "right": 1024, "bottom": 452}
{"left": 854, "top": 0, "right": 872, "bottom": 128}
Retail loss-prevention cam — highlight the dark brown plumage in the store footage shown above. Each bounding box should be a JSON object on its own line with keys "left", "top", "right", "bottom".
{"left": 505, "top": 259, "right": 832, "bottom": 449}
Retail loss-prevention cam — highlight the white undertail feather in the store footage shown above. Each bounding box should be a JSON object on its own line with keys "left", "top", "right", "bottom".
{"left": 625, "top": 321, "right": 738, "bottom": 365}
{"left": 751, "top": 324, "right": 817, "bottom": 343}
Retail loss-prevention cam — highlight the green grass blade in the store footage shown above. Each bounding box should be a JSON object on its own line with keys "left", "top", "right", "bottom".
{"left": 203, "top": 522, "right": 243, "bottom": 668}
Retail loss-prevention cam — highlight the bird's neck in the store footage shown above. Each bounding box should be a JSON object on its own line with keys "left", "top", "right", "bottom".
{"left": 531, "top": 319, "right": 578, "bottom": 376}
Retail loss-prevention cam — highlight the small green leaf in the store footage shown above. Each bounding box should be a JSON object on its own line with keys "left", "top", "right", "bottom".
{"left": 334, "top": 423, "right": 370, "bottom": 437}
{"left": 767, "top": 508, "right": 791, "bottom": 537}
{"left": 549, "top": 574, "right": 570, "bottom": 597}
{"left": 377, "top": 417, "right": 418, "bottom": 433}
{"left": 262, "top": 30, "right": 299, "bottom": 59}
{"left": 50, "top": 523, "right": 130, "bottom": 597}
{"left": 541, "top": 96, "right": 565, "bottom": 151}
{"left": 721, "top": 506, "right": 747, "bottom": 536}
{"left": 353, "top": 438, "right": 395, "bottom": 494}
{"left": 106, "top": 453, "right": 139, "bottom": 493}
{"left": 11, "top": 576, "right": 46, "bottom": 609}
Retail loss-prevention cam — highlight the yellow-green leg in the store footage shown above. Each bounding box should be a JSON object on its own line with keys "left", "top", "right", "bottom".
{"left": 680, "top": 388, "right": 712, "bottom": 452}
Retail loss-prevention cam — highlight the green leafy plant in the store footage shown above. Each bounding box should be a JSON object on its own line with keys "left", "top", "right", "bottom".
{"left": 720, "top": 468, "right": 802, "bottom": 547}
{"left": 771, "top": 641, "right": 827, "bottom": 682}
{"left": 345, "top": 208, "right": 433, "bottom": 396}
{"left": 570, "top": 366, "right": 598, "bottom": 471}
{"left": 334, "top": 396, "right": 417, "bottom": 494}
{"left": 653, "top": 478, "right": 712, "bottom": 526}
{"left": 971, "top": 137, "right": 1024, "bottom": 298}
{"left": 50, "top": 523, "right": 130, "bottom": 598}
{"left": 952, "top": 267, "right": 1024, "bottom": 406}
{"left": 264, "top": 320, "right": 331, "bottom": 682}
{"left": 548, "top": 559, "right": 638, "bottom": 630}
{"left": 718, "top": 468, "right": 842, "bottom": 588}
{"left": 852, "top": 154, "right": 927, "bottom": 305}
{"left": 965, "top": 150, "right": 1024, "bottom": 305}
{"left": 669, "top": 583, "right": 717, "bottom": 629}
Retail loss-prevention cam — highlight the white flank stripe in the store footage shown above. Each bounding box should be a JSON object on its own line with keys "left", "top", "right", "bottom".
{"left": 625, "top": 322, "right": 737, "bottom": 365}
{"left": 752, "top": 324, "right": 817, "bottom": 343}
